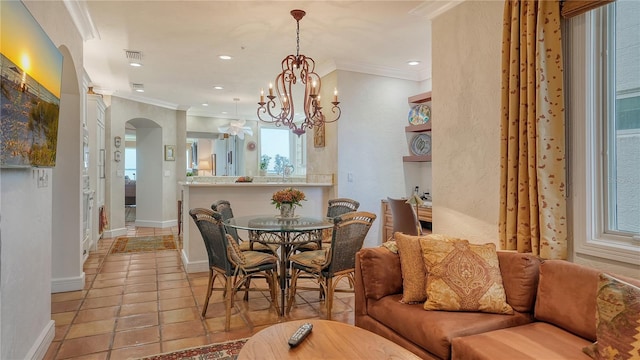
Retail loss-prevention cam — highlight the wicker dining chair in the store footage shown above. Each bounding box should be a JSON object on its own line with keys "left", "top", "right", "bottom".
{"left": 297, "top": 197, "right": 361, "bottom": 252}
{"left": 212, "top": 200, "right": 279, "bottom": 254}
{"left": 387, "top": 197, "right": 421, "bottom": 239}
{"left": 285, "top": 211, "right": 376, "bottom": 319}
{"left": 189, "top": 208, "right": 280, "bottom": 331}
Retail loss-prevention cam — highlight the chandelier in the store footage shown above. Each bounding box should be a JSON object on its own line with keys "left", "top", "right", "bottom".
{"left": 257, "top": 9, "right": 341, "bottom": 136}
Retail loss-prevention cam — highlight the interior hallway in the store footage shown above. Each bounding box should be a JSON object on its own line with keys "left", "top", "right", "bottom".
{"left": 45, "top": 224, "right": 355, "bottom": 359}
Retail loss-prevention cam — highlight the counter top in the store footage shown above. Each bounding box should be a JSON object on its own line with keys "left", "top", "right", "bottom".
{"left": 180, "top": 182, "right": 333, "bottom": 187}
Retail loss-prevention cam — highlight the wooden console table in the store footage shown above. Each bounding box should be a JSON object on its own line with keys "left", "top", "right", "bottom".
{"left": 381, "top": 199, "right": 432, "bottom": 242}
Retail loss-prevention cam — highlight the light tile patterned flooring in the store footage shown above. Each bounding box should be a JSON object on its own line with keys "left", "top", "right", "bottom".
{"left": 45, "top": 225, "right": 355, "bottom": 359}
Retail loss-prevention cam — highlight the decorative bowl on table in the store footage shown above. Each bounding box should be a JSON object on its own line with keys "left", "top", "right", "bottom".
{"left": 235, "top": 176, "right": 253, "bottom": 183}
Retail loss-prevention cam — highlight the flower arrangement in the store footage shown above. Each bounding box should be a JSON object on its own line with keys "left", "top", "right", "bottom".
{"left": 271, "top": 187, "right": 306, "bottom": 209}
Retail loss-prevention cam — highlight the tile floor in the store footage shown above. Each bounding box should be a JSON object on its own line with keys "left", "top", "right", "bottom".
{"left": 45, "top": 224, "right": 355, "bottom": 359}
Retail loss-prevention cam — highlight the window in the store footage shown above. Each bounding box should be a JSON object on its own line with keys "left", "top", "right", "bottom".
{"left": 260, "top": 127, "right": 306, "bottom": 176}
{"left": 568, "top": 0, "right": 640, "bottom": 264}
{"left": 124, "top": 147, "right": 136, "bottom": 180}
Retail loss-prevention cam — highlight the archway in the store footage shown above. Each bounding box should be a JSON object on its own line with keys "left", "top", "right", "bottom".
{"left": 51, "top": 45, "right": 84, "bottom": 292}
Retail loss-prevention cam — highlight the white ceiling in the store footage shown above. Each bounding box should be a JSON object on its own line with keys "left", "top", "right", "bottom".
{"left": 80, "top": 1, "right": 437, "bottom": 120}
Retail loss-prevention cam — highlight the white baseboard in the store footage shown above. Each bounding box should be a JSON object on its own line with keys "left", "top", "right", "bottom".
{"left": 51, "top": 273, "right": 85, "bottom": 293}
{"left": 135, "top": 219, "right": 178, "bottom": 228}
{"left": 181, "top": 249, "right": 208, "bottom": 273}
{"left": 104, "top": 227, "right": 127, "bottom": 238}
{"left": 25, "top": 320, "right": 54, "bottom": 360}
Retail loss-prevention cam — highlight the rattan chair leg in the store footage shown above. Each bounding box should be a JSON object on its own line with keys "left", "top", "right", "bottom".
{"left": 325, "top": 277, "right": 335, "bottom": 320}
{"left": 224, "top": 277, "right": 234, "bottom": 331}
{"left": 201, "top": 268, "right": 215, "bottom": 317}
{"left": 268, "top": 270, "right": 280, "bottom": 315}
{"left": 286, "top": 269, "right": 301, "bottom": 314}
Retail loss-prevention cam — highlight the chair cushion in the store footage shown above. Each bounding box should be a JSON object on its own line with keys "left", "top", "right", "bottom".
{"left": 238, "top": 241, "right": 278, "bottom": 253}
{"left": 583, "top": 273, "right": 640, "bottom": 360}
{"left": 419, "top": 239, "right": 514, "bottom": 315}
{"left": 290, "top": 249, "right": 328, "bottom": 271}
{"left": 242, "top": 251, "right": 278, "bottom": 268}
{"left": 225, "top": 234, "right": 246, "bottom": 264}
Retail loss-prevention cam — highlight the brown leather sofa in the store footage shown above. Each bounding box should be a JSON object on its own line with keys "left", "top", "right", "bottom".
{"left": 354, "top": 246, "right": 640, "bottom": 360}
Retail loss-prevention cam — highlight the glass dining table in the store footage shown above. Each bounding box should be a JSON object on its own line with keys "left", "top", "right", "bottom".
{"left": 223, "top": 215, "right": 333, "bottom": 316}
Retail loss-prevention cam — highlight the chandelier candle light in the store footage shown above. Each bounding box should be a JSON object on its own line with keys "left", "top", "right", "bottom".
{"left": 257, "top": 9, "right": 341, "bottom": 136}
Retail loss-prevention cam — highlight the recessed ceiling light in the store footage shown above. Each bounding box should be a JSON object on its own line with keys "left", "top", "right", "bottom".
{"left": 202, "top": 103, "right": 209, "bottom": 107}
{"left": 221, "top": 111, "right": 228, "bottom": 114}
{"left": 213, "top": 86, "right": 224, "bottom": 90}
{"left": 218, "top": 55, "right": 232, "bottom": 60}
{"left": 135, "top": 89, "right": 144, "bottom": 93}
{"left": 407, "top": 60, "right": 421, "bottom": 66}
{"left": 129, "top": 62, "right": 143, "bottom": 67}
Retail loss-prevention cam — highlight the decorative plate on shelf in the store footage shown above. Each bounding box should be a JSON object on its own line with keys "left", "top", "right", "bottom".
{"left": 410, "top": 133, "right": 431, "bottom": 156}
{"left": 408, "top": 104, "right": 431, "bottom": 125}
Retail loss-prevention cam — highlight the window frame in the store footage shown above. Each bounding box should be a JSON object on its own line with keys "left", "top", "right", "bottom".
{"left": 568, "top": 5, "right": 640, "bottom": 265}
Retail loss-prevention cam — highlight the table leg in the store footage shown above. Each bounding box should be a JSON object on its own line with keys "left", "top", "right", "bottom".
{"left": 279, "top": 236, "right": 287, "bottom": 317}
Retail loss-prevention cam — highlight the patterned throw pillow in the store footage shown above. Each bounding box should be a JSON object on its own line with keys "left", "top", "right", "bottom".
{"left": 583, "top": 273, "right": 640, "bottom": 360}
{"left": 395, "top": 233, "right": 468, "bottom": 304}
{"left": 381, "top": 240, "right": 398, "bottom": 254}
{"left": 419, "top": 239, "right": 513, "bottom": 315}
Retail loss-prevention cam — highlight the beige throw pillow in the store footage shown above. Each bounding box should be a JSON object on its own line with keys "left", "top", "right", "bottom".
{"left": 419, "top": 239, "right": 513, "bottom": 315}
{"left": 395, "top": 233, "right": 467, "bottom": 304}
{"left": 583, "top": 273, "right": 640, "bottom": 360}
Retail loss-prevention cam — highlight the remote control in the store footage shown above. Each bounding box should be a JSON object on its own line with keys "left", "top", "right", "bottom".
{"left": 288, "top": 322, "right": 313, "bottom": 347}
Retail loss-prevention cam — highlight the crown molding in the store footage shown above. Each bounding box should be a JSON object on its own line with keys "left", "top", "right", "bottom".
{"left": 63, "top": 0, "right": 100, "bottom": 41}
{"left": 410, "top": 0, "right": 466, "bottom": 20}
{"left": 111, "top": 92, "right": 183, "bottom": 111}
{"left": 333, "top": 59, "right": 429, "bottom": 82}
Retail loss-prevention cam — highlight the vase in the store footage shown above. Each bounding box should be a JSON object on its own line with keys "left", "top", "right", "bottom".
{"left": 279, "top": 203, "right": 295, "bottom": 218}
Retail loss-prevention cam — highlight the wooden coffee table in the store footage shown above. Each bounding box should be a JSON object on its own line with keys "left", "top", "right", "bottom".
{"left": 237, "top": 320, "right": 421, "bottom": 359}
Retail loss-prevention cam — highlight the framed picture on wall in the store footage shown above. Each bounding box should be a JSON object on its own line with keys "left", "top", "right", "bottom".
{"left": 165, "top": 145, "right": 176, "bottom": 161}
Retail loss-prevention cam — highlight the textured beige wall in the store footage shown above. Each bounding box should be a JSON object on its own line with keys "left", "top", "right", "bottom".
{"left": 431, "top": 1, "right": 503, "bottom": 244}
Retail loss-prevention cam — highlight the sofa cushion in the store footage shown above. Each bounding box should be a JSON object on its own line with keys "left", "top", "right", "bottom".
{"left": 497, "top": 251, "right": 541, "bottom": 313}
{"left": 420, "top": 239, "right": 514, "bottom": 314}
{"left": 358, "top": 247, "right": 402, "bottom": 300}
{"left": 395, "top": 233, "right": 428, "bottom": 303}
{"left": 451, "top": 322, "right": 592, "bottom": 360}
{"left": 583, "top": 273, "right": 640, "bottom": 360}
{"left": 535, "top": 260, "right": 600, "bottom": 341}
{"left": 368, "top": 294, "right": 533, "bottom": 359}
{"left": 396, "top": 233, "right": 467, "bottom": 304}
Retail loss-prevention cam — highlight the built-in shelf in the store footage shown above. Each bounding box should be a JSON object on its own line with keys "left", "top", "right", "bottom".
{"left": 408, "top": 91, "right": 432, "bottom": 104}
{"left": 403, "top": 155, "right": 432, "bottom": 162}
{"left": 405, "top": 123, "right": 431, "bottom": 133}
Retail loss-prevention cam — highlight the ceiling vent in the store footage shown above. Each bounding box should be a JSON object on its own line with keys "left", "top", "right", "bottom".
{"left": 125, "top": 50, "right": 143, "bottom": 66}
{"left": 131, "top": 83, "right": 145, "bottom": 92}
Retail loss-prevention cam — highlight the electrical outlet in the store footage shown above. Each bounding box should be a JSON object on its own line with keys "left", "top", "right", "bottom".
{"left": 37, "top": 169, "right": 48, "bottom": 188}
{"left": 347, "top": 173, "right": 353, "bottom": 183}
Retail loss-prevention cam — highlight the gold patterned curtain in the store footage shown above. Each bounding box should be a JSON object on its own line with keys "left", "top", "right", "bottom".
{"left": 499, "top": 0, "right": 568, "bottom": 259}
